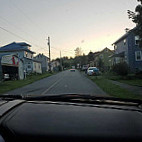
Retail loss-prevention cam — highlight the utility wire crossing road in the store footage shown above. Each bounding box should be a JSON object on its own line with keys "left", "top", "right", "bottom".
{"left": 5, "top": 70, "right": 107, "bottom": 97}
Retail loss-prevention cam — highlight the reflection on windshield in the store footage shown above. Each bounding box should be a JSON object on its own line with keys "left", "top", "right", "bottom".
{"left": 0, "top": 0, "right": 142, "bottom": 100}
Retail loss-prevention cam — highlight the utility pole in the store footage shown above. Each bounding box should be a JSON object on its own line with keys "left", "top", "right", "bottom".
{"left": 60, "top": 51, "right": 62, "bottom": 71}
{"left": 47, "top": 36, "right": 51, "bottom": 72}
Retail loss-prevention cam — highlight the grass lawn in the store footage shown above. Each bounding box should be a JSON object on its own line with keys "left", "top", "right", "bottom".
{"left": 88, "top": 76, "right": 142, "bottom": 100}
{"left": 118, "top": 79, "right": 142, "bottom": 87}
{"left": 0, "top": 72, "right": 53, "bottom": 94}
{"left": 103, "top": 72, "right": 142, "bottom": 87}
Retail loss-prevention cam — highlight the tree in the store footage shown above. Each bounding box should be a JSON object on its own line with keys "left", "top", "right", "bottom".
{"left": 74, "top": 47, "right": 82, "bottom": 57}
{"left": 128, "top": 0, "right": 142, "bottom": 47}
{"left": 111, "top": 62, "right": 129, "bottom": 76}
{"left": 87, "top": 51, "right": 94, "bottom": 62}
{"left": 97, "top": 58, "right": 104, "bottom": 72}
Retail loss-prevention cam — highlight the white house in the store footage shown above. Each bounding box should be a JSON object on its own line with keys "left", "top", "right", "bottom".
{"left": 33, "top": 60, "right": 42, "bottom": 74}
{"left": 0, "top": 42, "right": 35, "bottom": 74}
{"left": 34, "top": 53, "right": 49, "bottom": 73}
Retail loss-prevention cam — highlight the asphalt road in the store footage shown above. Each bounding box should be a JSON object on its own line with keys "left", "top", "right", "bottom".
{"left": 5, "top": 70, "right": 107, "bottom": 97}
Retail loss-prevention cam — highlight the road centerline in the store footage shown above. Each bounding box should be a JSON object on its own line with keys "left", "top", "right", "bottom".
{"left": 41, "top": 78, "right": 62, "bottom": 95}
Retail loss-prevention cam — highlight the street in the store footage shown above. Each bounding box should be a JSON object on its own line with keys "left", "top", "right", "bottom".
{"left": 5, "top": 70, "right": 107, "bottom": 97}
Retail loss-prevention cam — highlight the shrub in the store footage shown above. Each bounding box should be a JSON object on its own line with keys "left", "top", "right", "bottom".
{"left": 111, "top": 62, "right": 129, "bottom": 76}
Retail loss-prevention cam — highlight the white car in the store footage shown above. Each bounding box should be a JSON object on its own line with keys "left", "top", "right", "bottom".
{"left": 4, "top": 74, "right": 10, "bottom": 80}
{"left": 87, "top": 67, "right": 99, "bottom": 76}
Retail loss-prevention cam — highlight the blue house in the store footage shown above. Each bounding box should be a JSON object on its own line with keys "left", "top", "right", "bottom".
{"left": 112, "top": 27, "right": 142, "bottom": 73}
{"left": 0, "top": 42, "right": 35, "bottom": 74}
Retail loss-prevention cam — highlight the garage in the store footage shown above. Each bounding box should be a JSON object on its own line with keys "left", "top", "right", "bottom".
{"left": 1, "top": 54, "right": 24, "bottom": 80}
{"left": 2, "top": 65, "right": 18, "bottom": 80}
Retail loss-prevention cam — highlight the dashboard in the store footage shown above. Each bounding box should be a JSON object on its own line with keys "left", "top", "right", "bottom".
{"left": 0, "top": 100, "right": 142, "bottom": 142}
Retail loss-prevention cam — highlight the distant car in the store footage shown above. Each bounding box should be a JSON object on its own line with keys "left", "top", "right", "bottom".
{"left": 87, "top": 67, "right": 99, "bottom": 76}
{"left": 70, "top": 69, "right": 75, "bottom": 72}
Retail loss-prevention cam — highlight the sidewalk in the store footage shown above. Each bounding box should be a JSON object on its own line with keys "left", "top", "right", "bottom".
{"left": 109, "top": 80, "right": 142, "bottom": 96}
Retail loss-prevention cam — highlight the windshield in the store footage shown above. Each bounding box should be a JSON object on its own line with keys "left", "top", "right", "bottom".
{"left": 0, "top": 0, "right": 142, "bottom": 101}
{"left": 89, "top": 68, "right": 95, "bottom": 70}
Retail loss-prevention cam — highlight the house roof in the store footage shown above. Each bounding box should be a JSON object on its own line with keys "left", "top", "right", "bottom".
{"left": 35, "top": 53, "right": 49, "bottom": 59}
{"left": 110, "top": 51, "right": 125, "bottom": 58}
{"left": 113, "top": 27, "right": 137, "bottom": 45}
{"left": 94, "top": 47, "right": 114, "bottom": 57}
{"left": 0, "top": 42, "right": 35, "bottom": 54}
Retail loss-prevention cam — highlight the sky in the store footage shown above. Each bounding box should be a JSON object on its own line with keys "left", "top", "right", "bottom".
{"left": 0, "top": 0, "right": 138, "bottom": 59}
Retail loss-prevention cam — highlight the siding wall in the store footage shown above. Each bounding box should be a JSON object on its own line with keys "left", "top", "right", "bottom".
{"left": 34, "top": 55, "right": 48, "bottom": 73}
{"left": 115, "top": 31, "right": 142, "bottom": 72}
{"left": 115, "top": 37, "right": 129, "bottom": 64}
{"left": 128, "top": 32, "right": 142, "bottom": 72}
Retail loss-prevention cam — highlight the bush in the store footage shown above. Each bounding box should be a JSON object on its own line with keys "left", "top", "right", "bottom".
{"left": 111, "top": 62, "right": 129, "bottom": 76}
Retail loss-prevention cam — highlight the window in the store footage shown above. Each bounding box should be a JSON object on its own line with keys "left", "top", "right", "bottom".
{"left": 25, "top": 52, "right": 28, "bottom": 57}
{"left": 124, "top": 39, "right": 126, "bottom": 45}
{"left": 135, "top": 36, "right": 139, "bottom": 45}
{"left": 114, "top": 45, "right": 117, "bottom": 50}
{"left": 100, "top": 54, "right": 103, "bottom": 59}
{"left": 135, "top": 51, "right": 142, "bottom": 61}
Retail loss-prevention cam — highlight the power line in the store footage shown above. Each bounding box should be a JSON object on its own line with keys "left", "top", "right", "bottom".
{"left": 0, "top": 26, "right": 31, "bottom": 43}
{"left": 0, "top": 26, "right": 46, "bottom": 51}
{"left": 51, "top": 46, "right": 74, "bottom": 54}
{"left": 0, "top": 15, "right": 46, "bottom": 49}
{"left": 9, "top": 0, "right": 45, "bottom": 34}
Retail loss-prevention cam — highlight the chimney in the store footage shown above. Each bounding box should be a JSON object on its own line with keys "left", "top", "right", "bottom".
{"left": 125, "top": 28, "right": 130, "bottom": 33}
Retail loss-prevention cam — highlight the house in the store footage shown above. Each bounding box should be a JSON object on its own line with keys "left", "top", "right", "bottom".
{"left": 89, "top": 52, "right": 100, "bottom": 67}
{"left": 0, "top": 42, "right": 35, "bottom": 75}
{"left": 51, "top": 60, "right": 60, "bottom": 72}
{"left": 90, "top": 48, "right": 114, "bottom": 71}
{"left": 34, "top": 53, "right": 49, "bottom": 73}
{"left": 33, "top": 59, "right": 42, "bottom": 74}
{"left": 112, "top": 27, "right": 142, "bottom": 72}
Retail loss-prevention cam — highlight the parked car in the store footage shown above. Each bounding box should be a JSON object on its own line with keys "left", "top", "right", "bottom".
{"left": 70, "top": 69, "right": 75, "bottom": 72}
{"left": 87, "top": 67, "right": 99, "bottom": 76}
{"left": 3, "top": 74, "right": 10, "bottom": 80}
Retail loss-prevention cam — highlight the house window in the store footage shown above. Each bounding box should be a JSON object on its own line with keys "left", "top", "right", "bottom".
{"left": 25, "top": 52, "right": 28, "bottom": 57}
{"left": 27, "top": 65, "right": 31, "bottom": 68}
{"left": 100, "top": 55, "right": 103, "bottom": 59}
{"left": 114, "top": 45, "right": 117, "bottom": 50}
{"left": 135, "top": 51, "right": 142, "bottom": 61}
{"left": 135, "top": 36, "right": 139, "bottom": 45}
{"left": 124, "top": 39, "right": 126, "bottom": 45}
